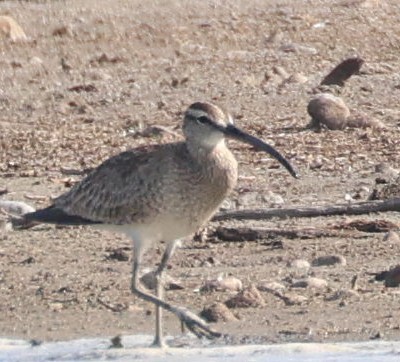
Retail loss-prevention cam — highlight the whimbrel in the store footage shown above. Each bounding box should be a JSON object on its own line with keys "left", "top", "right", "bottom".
{"left": 24, "top": 102, "right": 297, "bottom": 347}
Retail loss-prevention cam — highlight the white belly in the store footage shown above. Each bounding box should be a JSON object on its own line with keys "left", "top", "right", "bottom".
{"left": 95, "top": 213, "right": 202, "bottom": 252}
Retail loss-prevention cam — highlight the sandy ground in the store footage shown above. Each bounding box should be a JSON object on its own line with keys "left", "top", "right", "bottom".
{"left": 1, "top": 0, "right": 400, "bottom": 346}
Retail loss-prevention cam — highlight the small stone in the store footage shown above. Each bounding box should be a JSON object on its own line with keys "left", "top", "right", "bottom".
{"left": 0, "top": 220, "right": 13, "bottom": 233}
{"left": 29, "top": 339, "right": 42, "bottom": 347}
{"left": 346, "top": 113, "right": 386, "bottom": 129}
{"left": 374, "top": 163, "right": 399, "bottom": 179}
{"left": 292, "top": 277, "right": 328, "bottom": 289}
{"left": 200, "top": 302, "right": 238, "bottom": 322}
{"left": 257, "top": 281, "right": 286, "bottom": 292}
{"left": 83, "top": 69, "right": 112, "bottom": 81}
{"left": 140, "top": 269, "right": 184, "bottom": 291}
{"left": 383, "top": 231, "right": 400, "bottom": 244}
{"left": 52, "top": 25, "right": 73, "bottom": 37}
{"left": 237, "top": 191, "right": 259, "bottom": 208}
{"left": 30, "top": 57, "right": 43, "bottom": 66}
{"left": 109, "top": 335, "right": 123, "bottom": 349}
{"left": 272, "top": 65, "right": 289, "bottom": 79}
{"left": 105, "top": 248, "right": 129, "bottom": 262}
{"left": 339, "top": 0, "right": 382, "bottom": 9}
{"left": 289, "top": 259, "right": 311, "bottom": 270}
{"left": 262, "top": 191, "right": 285, "bottom": 206}
{"left": 225, "top": 285, "right": 265, "bottom": 308}
{"left": 0, "top": 16, "right": 27, "bottom": 42}
{"left": 265, "top": 30, "right": 283, "bottom": 44}
{"left": 312, "top": 255, "right": 346, "bottom": 267}
{"left": 325, "top": 289, "right": 360, "bottom": 301}
{"left": 286, "top": 73, "right": 308, "bottom": 84}
{"left": 201, "top": 276, "right": 243, "bottom": 293}
{"left": 238, "top": 190, "right": 284, "bottom": 208}
{"left": 307, "top": 93, "right": 350, "bottom": 130}
{"left": 0, "top": 200, "right": 35, "bottom": 216}
{"left": 49, "top": 302, "right": 63, "bottom": 312}
{"left": 373, "top": 265, "right": 400, "bottom": 287}
{"left": 371, "top": 174, "right": 400, "bottom": 200}
{"left": 219, "top": 199, "right": 234, "bottom": 211}
{"left": 284, "top": 293, "right": 308, "bottom": 305}
{"left": 279, "top": 43, "right": 317, "bottom": 55}
{"left": 370, "top": 331, "right": 382, "bottom": 340}
{"left": 351, "top": 186, "right": 370, "bottom": 200}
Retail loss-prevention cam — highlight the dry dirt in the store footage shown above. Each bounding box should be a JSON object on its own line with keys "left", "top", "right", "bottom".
{"left": 1, "top": 0, "right": 400, "bottom": 346}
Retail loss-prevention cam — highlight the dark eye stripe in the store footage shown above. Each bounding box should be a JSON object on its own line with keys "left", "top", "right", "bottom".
{"left": 197, "top": 116, "right": 211, "bottom": 125}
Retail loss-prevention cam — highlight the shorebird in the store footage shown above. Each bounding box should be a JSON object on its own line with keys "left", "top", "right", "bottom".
{"left": 24, "top": 102, "right": 298, "bottom": 347}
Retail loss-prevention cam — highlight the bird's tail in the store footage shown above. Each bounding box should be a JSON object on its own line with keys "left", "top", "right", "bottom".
{"left": 23, "top": 206, "right": 100, "bottom": 226}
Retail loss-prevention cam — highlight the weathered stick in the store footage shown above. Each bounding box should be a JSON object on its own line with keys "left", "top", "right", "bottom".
{"left": 213, "top": 226, "right": 369, "bottom": 242}
{"left": 213, "top": 197, "right": 400, "bottom": 222}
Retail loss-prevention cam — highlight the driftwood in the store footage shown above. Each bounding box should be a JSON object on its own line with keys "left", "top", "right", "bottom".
{"left": 213, "top": 225, "right": 383, "bottom": 242}
{"left": 213, "top": 197, "right": 400, "bottom": 222}
{"left": 215, "top": 226, "right": 348, "bottom": 241}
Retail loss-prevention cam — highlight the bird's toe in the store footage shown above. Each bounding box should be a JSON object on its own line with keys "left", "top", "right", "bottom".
{"left": 175, "top": 307, "right": 221, "bottom": 340}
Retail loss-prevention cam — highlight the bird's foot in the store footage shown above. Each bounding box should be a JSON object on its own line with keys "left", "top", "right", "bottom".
{"left": 174, "top": 307, "right": 221, "bottom": 340}
{"left": 151, "top": 336, "right": 168, "bottom": 348}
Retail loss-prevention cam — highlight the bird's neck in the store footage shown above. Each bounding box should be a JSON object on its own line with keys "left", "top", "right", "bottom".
{"left": 187, "top": 140, "right": 238, "bottom": 193}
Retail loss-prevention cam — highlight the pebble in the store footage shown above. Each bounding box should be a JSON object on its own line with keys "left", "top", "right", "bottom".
{"left": 284, "top": 293, "right": 308, "bottom": 305}
{"left": 279, "top": 43, "right": 318, "bottom": 55}
{"left": 261, "top": 191, "right": 285, "bottom": 206}
{"left": 383, "top": 231, "right": 400, "bottom": 244}
{"left": 49, "top": 302, "right": 63, "bottom": 312}
{"left": 0, "top": 200, "right": 35, "bottom": 216}
{"left": 52, "top": 25, "right": 73, "bottom": 37}
{"left": 0, "top": 220, "right": 13, "bottom": 233}
{"left": 238, "top": 191, "right": 284, "bottom": 208}
{"left": 272, "top": 65, "right": 289, "bottom": 79}
{"left": 374, "top": 265, "right": 400, "bottom": 287}
{"left": 312, "top": 255, "right": 346, "bottom": 267}
{"left": 200, "top": 302, "right": 238, "bottom": 322}
{"left": 325, "top": 289, "right": 360, "bottom": 301}
{"left": 30, "top": 57, "right": 43, "bottom": 66}
{"left": 291, "top": 277, "right": 328, "bottom": 289}
{"left": 307, "top": 93, "right": 350, "bottom": 130}
{"left": 201, "top": 276, "right": 243, "bottom": 293}
{"left": 225, "top": 285, "right": 265, "bottom": 308}
{"left": 285, "top": 73, "right": 308, "bottom": 84}
{"left": 140, "top": 269, "right": 183, "bottom": 291}
{"left": 289, "top": 259, "right": 311, "bottom": 270}
{"left": 346, "top": 114, "right": 386, "bottom": 129}
{"left": 257, "top": 281, "right": 286, "bottom": 292}
{"left": 374, "top": 163, "right": 399, "bottom": 179}
{"left": 0, "top": 15, "right": 27, "bottom": 42}
{"left": 308, "top": 93, "right": 384, "bottom": 130}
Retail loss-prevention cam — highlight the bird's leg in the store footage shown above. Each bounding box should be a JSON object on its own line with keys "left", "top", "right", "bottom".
{"left": 131, "top": 244, "right": 221, "bottom": 345}
{"left": 152, "top": 240, "right": 179, "bottom": 347}
{"left": 152, "top": 277, "right": 166, "bottom": 347}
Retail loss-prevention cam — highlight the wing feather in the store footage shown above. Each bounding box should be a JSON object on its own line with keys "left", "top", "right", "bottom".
{"left": 53, "top": 142, "right": 189, "bottom": 224}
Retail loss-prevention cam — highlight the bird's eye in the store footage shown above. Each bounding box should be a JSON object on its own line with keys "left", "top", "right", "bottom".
{"left": 196, "top": 116, "right": 210, "bottom": 125}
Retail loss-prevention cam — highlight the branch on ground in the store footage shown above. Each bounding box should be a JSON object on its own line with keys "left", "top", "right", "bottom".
{"left": 213, "top": 197, "right": 400, "bottom": 222}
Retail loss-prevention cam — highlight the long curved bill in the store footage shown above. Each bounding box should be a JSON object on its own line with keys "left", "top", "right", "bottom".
{"left": 222, "top": 124, "right": 299, "bottom": 178}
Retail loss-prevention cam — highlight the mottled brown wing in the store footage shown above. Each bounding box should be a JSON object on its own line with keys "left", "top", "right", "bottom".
{"left": 53, "top": 143, "right": 183, "bottom": 224}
